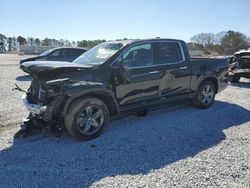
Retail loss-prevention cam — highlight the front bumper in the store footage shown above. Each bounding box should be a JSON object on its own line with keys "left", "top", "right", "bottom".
{"left": 22, "top": 94, "right": 47, "bottom": 115}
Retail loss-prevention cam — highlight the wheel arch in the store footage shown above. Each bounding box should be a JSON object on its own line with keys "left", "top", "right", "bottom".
{"left": 199, "top": 76, "right": 218, "bottom": 93}
{"left": 62, "top": 89, "right": 119, "bottom": 117}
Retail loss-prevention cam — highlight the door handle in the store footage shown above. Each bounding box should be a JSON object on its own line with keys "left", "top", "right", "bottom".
{"left": 179, "top": 66, "right": 187, "bottom": 70}
{"left": 133, "top": 71, "right": 160, "bottom": 77}
{"left": 148, "top": 71, "right": 160, "bottom": 74}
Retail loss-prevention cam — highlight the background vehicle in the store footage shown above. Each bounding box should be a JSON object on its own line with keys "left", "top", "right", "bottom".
{"left": 228, "top": 49, "right": 250, "bottom": 82}
{"left": 19, "top": 39, "right": 229, "bottom": 140}
{"left": 20, "top": 47, "right": 87, "bottom": 65}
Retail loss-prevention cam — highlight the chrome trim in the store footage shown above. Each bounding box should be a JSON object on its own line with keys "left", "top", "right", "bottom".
{"left": 148, "top": 71, "right": 160, "bottom": 74}
{"left": 38, "top": 86, "right": 45, "bottom": 101}
{"left": 178, "top": 42, "right": 186, "bottom": 61}
{"left": 22, "top": 94, "right": 47, "bottom": 115}
{"left": 132, "top": 70, "right": 161, "bottom": 77}
{"left": 124, "top": 60, "right": 186, "bottom": 70}
{"left": 110, "top": 40, "right": 186, "bottom": 69}
{"left": 179, "top": 66, "right": 188, "bottom": 70}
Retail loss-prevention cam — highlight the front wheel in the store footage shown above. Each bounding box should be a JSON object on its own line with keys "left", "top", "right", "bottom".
{"left": 193, "top": 81, "right": 216, "bottom": 109}
{"left": 65, "top": 97, "right": 109, "bottom": 141}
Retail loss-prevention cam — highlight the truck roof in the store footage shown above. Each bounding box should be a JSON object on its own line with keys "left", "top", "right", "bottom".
{"left": 108, "top": 38, "right": 185, "bottom": 46}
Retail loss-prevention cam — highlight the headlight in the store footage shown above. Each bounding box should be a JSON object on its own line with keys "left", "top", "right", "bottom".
{"left": 45, "top": 78, "right": 69, "bottom": 96}
{"left": 46, "top": 85, "right": 61, "bottom": 95}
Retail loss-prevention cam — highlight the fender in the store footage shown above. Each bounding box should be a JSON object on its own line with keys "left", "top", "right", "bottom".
{"left": 196, "top": 75, "right": 219, "bottom": 93}
{"left": 189, "top": 70, "right": 219, "bottom": 98}
{"left": 62, "top": 81, "right": 120, "bottom": 116}
{"left": 198, "top": 74, "right": 218, "bottom": 86}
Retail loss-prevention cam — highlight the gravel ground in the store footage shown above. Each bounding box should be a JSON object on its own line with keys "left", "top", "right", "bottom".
{"left": 0, "top": 54, "right": 249, "bottom": 188}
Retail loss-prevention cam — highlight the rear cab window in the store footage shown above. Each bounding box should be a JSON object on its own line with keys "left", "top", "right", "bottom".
{"left": 158, "top": 42, "right": 184, "bottom": 64}
{"left": 74, "top": 49, "right": 85, "bottom": 56}
{"left": 58, "top": 49, "right": 85, "bottom": 57}
{"left": 61, "top": 49, "right": 75, "bottom": 56}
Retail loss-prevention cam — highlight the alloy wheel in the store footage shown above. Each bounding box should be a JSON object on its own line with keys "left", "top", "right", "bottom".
{"left": 76, "top": 105, "right": 104, "bottom": 135}
{"left": 201, "top": 84, "right": 214, "bottom": 105}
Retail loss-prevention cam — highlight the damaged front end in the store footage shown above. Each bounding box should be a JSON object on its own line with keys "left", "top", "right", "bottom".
{"left": 15, "top": 78, "right": 67, "bottom": 138}
{"left": 228, "top": 50, "right": 250, "bottom": 82}
{"left": 16, "top": 61, "right": 94, "bottom": 138}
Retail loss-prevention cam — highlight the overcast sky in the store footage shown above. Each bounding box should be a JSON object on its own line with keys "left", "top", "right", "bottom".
{"left": 0, "top": 0, "right": 249, "bottom": 42}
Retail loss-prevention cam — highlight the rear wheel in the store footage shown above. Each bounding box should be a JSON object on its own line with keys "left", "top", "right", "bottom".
{"left": 193, "top": 81, "right": 215, "bottom": 109}
{"left": 65, "top": 97, "right": 109, "bottom": 141}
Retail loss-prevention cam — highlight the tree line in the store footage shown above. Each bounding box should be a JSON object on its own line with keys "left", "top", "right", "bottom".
{"left": 188, "top": 30, "right": 250, "bottom": 55}
{"left": 0, "top": 30, "right": 249, "bottom": 54}
{"left": 0, "top": 34, "right": 106, "bottom": 53}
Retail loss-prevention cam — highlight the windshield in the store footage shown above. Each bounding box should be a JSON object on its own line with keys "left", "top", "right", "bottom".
{"left": 40, "top": 49, "right": 54, "bottom": 56}
{"left": 73, "top": 42, "right": 124, "bottom": 65}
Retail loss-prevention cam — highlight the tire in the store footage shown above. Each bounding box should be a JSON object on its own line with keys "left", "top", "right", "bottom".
{"left": 65, "top": 97, "right": 109, "bottom": 141}
{"left": 193, "top": 81, "right": 216, "bottom": 109}
{"left": 229, "top": 75, "right": 241, "bottom": 83}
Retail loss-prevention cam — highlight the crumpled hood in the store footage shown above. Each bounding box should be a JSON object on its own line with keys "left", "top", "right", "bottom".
{"left": 20, "top": 61, "right": 93, "bottom": 74}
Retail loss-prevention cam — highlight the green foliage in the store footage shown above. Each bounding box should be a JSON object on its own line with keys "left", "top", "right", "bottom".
{"left": 7, "top": 37, "right": 13, "bottom": 51}
{"left": 0, "top": 34, "right": 7, "bottom": 52}
{"left": 17, "top": 36, "right": 27, "bottom": 45}
{"left": 221, "top": 31, "right": 249, "bottom": 54}
{"left": 190, "top": 31, "right": 250, "bottom": 55}
{"left": 77, "top": 40, "right": 106, "bottom": 48}
{"left": 27, "top": 37, "right": 35, "bottom": 46}
{"left": 34, "top": 38, "right": 41, "bottom": 46}
{"left": 41, "top": 38, "right": 50, "bottom": 46}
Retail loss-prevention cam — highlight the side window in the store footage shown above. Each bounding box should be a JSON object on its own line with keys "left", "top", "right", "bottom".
{"left": 75, "top": 49, "right": 85, "bottom": 56}
{"left": 62, "top": 49, "right": 73, "bottom": 56}
{"left": 122, "top": 44, "right": 153, "bottom": 68}
{"left": 158, "top": 42, "right": 183, "bottom": 64}
{"left": 62, "top": 49, "right": 84, "bottom": 57}
{"left": 49, "top": 50, "right": 60, "bottom": 57}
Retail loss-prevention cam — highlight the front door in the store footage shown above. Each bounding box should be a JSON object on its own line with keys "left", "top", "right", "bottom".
{"left": 113, "top": 43, "right": 164, "bottom": 106}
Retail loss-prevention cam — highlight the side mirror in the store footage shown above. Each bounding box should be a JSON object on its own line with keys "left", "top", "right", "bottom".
{"left": 111, "top": 57, "right": 131, "bottom": 83}
{"left": 112, "top": 57, "right": 124, "bottom": 70}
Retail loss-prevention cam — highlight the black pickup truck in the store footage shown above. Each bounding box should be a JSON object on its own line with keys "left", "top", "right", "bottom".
{"left": 19, "top": 39, "right": 229, "bottom": 140}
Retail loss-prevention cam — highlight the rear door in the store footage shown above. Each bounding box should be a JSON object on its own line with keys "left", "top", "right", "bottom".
{"left": 156, "top": 41, "right": 192, "bottom": 98}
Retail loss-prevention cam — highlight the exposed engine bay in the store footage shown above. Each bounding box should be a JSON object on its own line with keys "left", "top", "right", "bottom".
{"left": 228, "top": 49, "right": 250, "bottom": 82}
{"left": 13, "top": 80, "right": 66, "bottom": 138}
